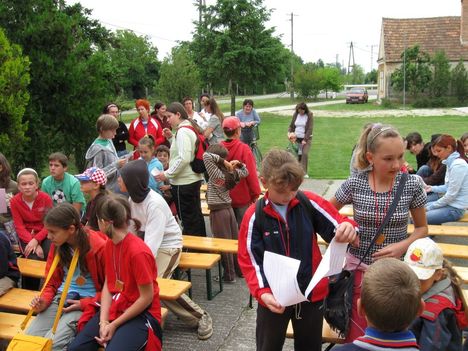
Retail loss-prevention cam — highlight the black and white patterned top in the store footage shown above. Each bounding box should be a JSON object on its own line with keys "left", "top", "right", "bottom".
{"left": 335, "top": 171, "right": 426, "bottom": 265}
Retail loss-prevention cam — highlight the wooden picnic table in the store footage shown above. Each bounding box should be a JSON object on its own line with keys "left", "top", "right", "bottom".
{"left": 183, "top": 235, "right": 238, "bottom": 254}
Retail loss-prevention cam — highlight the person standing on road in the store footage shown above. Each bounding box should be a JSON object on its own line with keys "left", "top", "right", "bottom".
{"left": 235, "top": 99, "right": 260, "bottom": 146}
{"left": 288, "top": 102, "right": 313, "bottom": 178}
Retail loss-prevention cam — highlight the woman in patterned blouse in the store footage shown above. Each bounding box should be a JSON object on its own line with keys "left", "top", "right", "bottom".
{"left": 329, "top": 124, "right": 428, "bottom": 342}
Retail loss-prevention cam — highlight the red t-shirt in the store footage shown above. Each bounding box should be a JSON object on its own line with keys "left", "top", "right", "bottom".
{"left": 104, "top": 233, "right": 161, "bottom": 322}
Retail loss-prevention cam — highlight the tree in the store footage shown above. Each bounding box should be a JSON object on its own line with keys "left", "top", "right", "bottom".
{"left": 430, "top": 50, "right": 451, "bottom": 98}
{"left": 156, "top": 45, "right": 201, "bottom": 103}
{"left": 294, "top": 66, "right": 321, "bottom": 99}
{"left": 346, "top": 64, "right": 365, "bottom": 84}
{"left": 0, "top": 0, "right": 114, "bottom": 171}
{"left": 0, "top": 28, "right": 30, "bottom": 170}
{"left": 391, "top": 45, "right": 432, "bottom": 98}
{"left": 106, "top": 30, "right": 160, "bottom": 98}
{"left": 365, "top": 69, "right": 377, "bottom": 84}
{"left": 191, "top": 0, "right": 288, "bottom": 114}
{"left": 451, "top": 59, "right": 468, "bottom": 103}
{"left": 319, "top": 66, "right": 343, "bottom": 96}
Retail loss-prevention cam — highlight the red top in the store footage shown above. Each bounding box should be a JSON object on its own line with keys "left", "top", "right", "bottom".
{"left": 10, "top": 191, "right": 53, "bottom": 244}
{"left": 105, "top": 233, "right": 161, "bottom": 322}
{"left": 128, "top": 117, "right": 165, "bottom": 158}
{"left": 221, "top": 138, "right": 261, "bottom": 207}
{"left": 41, "top": 229, "right": 107, "bottom": 310}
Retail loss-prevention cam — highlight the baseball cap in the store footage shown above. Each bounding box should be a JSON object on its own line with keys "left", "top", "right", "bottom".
{"left": 404, "top": 238, "right": 443, "bottom": 280}
{"left": 222, "top": 116, "right": 241, "bottom": 131}
{"left": 75, "top": 167, "right": 107, "bottom": 186}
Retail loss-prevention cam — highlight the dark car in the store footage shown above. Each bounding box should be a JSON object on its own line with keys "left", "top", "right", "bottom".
{"left": 346, "top": 88, "right": 368, "bottom": 104}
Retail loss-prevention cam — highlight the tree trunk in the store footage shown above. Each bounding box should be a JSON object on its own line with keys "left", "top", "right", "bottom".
{"left": 229, "top": 79, "right": 236, "bottom": 116}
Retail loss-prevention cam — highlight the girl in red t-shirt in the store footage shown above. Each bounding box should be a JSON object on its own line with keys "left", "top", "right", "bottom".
{"left": 69, "top": 195, "right": 162, "bottom": 351}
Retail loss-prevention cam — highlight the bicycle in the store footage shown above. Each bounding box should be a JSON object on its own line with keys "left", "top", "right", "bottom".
{"left": 244, "top": 125, "right": 262, "bottom": 171}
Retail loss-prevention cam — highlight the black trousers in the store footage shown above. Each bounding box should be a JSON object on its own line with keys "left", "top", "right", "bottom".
{"left": 171, "top": 180, "right": 206, "bottom": 236}
{"left": 256, "top": 300, "right": 323, "bottom": 351}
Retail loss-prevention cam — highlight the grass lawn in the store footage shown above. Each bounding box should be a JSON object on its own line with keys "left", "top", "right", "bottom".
{"left": 216, "top": 97, "right": 343, "bottom": 112}
{"left": 313, "top": 101, "right": 385, "bottom": 111}
{"left": 257, "top": 113, "right": 468, "bottom": 179}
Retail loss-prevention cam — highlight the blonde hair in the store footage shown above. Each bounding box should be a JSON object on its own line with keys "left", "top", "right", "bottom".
{"left": 17, "top": 168, "right": 39, "bottom": 183}
{"left": 260, "top": 149, "right": 304, "bottom": 190}
{"left": 361, "top": 258, "right": 421, "bottom": 332}
{"left": 354, "top": 124, "right": 401, "bottom": 170}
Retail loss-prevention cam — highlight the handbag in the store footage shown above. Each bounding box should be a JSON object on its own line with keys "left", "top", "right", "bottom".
{"left": 323, "top": 173, "right": 408, "bottom": 337}
{"left": 7, "top": 249, "right": 80, "bottom": 351}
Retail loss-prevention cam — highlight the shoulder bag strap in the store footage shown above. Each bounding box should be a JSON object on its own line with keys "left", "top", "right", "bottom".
{"left": 20, "top": 253, "right": 61, "bottom": 330}
{"left": 51, "top": 249, "right": 79, "bottom": 334}
{"left": 357, "top": 172, "right": 408, "bottom": 267}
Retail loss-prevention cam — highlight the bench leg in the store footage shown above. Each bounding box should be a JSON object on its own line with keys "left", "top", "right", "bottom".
{"left": 187, "top": 269, "right": 192, "bottom": 298}
{"left": 248, "top": 294, "right": 253, "bottom": 309}
{"left": 205, "top": 261, "right": 223, "bottom": 300}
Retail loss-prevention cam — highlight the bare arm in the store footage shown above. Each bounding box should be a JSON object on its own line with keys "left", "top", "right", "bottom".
{"left": 329, "top": 196, "right": 344, "bottom": 211}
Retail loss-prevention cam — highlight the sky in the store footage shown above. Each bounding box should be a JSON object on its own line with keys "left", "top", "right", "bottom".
{"left": 67, "top": 0, "right": 461, "bottom": 73}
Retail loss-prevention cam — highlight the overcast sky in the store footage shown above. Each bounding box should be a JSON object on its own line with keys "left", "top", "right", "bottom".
{"left": 67, "top": 0, "right": 461, "bottom": 72}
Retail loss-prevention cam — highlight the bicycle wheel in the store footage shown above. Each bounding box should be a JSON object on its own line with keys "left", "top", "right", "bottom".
{"left": 251, "top": 143, "right": 263, "bottom": 171}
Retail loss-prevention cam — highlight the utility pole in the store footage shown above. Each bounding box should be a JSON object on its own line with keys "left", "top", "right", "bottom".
{"left": 347, "top": 42, "right": 355, "bottom": 74}
{"left": 198, "top": 0, "right": 206, "bottom": 25}
{"left": 289, "top": 12, "right": 297, "bottom": 99}
{"left": 367, "top": 44, "right": 378, "bottom": 71}
{"left": 403, "top": 33, "right": 407, "bottom": 108}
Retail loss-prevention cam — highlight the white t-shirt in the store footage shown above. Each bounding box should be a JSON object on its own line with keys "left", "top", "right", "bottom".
{"left": 192, "top": 111, "right": 209, "bottom": 130}
{"left": 294, "top": 114, "right": 308, "bottom": 138}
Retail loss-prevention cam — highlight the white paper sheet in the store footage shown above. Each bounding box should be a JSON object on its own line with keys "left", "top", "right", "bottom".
{"left": 0, "top": 189, "right": 6, "bottom": 214}
{"left": 304, "top": 238, "right": 348, "bottom": 297}
{"left": 263, "top": 251, "right": 307, "bottom": 307}
{"left": 263, "top": 238, "right": 348, "bottom": 307}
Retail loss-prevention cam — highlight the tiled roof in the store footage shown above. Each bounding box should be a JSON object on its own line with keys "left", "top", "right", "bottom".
{"left": 382, "top": 17, "right": 468, "bottom": 63}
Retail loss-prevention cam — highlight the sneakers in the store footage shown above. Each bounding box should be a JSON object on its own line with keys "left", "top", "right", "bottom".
{"left": 197, "top": 312, "right": 213, "bottom": 340}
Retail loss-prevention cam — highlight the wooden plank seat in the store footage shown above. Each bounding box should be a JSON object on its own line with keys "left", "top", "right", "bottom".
{"left": 286, "top": 319, "right": 344, "bottom": 350}
{"left": 454, "top": 266, "right": 468, "bottom": 284}
{"left": 316, "top": 238, "right": 468, "bottom": 260}
{"left": 0, "top": 308, "right": 169, "bottom": 342}
{"left": 176, "top": 252, "right": 222, "bottom": 300}
{"left": 182, "top": 235, "right": 238, "bottom": 254}
{"left": 0, "top": 288, "right": 36, "bottom": 313}
{"left": 0, "top": 312, "right": 35, "bottom": 340}
{"left": 16, "top": 258, "right": 191, "bottom": 302}
{"left": 340, "top": 207, "right": 468, "bottom": 224}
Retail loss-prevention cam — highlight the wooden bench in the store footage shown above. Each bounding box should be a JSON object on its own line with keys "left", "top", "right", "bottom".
{"left": 340, "top": 207, "right": 468, "bottom": 224}
{"left": 316, "top": 237, "right": 468, "bottom": 260}
{"left": 183, "top": 235, "right": 238, "bottom": 254}
{"left": 286, "top": 319, "right": 344, "bottom": 350}
{"left": 177, "top": 252, "right": 222, "bottom": 300}
{"left": 0, "top": 288, "right": 36, "bottom": 313}
{"left": 454, "top": 266, "right": 468, "bottom": 284}
{"left": 0, "top": 308, "right": 169, "bottom": 342}
{"left": 16, "top": 258, "right": 191, "bottom": 302}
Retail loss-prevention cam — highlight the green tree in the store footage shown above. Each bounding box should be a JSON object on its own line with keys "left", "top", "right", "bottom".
{"left": 346, "top": 65, "right": 365, "bottom": 84}
{"left": 0, "top": 28, "right": 30, "bottom": 170}
{"left": 365, "top": 69, "right": 377, "bottom": 84}
{"left": 191, "top": 0, "right": 288, "bottom": 114}
{"left": 391, "top": 45, "right": 432, "bottom": 98}
{"left": 156, "top": 45, "right": 201, "bottom": 102}
{"left": 319, "top": 66, "right": 343, "bottom": 96}
{"left": 106, "top": 30, "right": 160, "bottom": 99}
{"left": 430, "top": 50, "right": 451, "bottom": 98}
{"left": 451, "top": 59, "right": 468, "bottom": 103}
{"left": 294, "top": 66, "right": 321, "bottom": 99}
{"left": 0, "top": 0, "right": 114, "bottom": 171}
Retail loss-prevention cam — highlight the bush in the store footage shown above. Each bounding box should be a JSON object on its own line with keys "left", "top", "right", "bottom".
{"left": 430, "top": 97, "right": 448, "bottom": 108}
{"left": 412, "top": 98, "right": 431, "bottom": 108}
{"left": 380, "top": 98, "right": 394, "bottom": 108}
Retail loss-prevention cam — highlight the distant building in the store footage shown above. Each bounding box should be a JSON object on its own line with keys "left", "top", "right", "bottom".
{"left": 377, "top": 0, "right": 468, "bottom": 99}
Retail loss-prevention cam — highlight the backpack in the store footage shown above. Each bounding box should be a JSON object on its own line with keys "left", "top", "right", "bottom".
{"left": 178, "top": 124, "right": 209, "bottom": 174}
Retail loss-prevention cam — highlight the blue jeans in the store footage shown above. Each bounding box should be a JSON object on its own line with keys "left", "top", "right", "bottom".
{"left": 426, "top": 204, "right": 465, "bottom": 224}
{"left": 416, "top": 165, "right": 432, "bottom": 178}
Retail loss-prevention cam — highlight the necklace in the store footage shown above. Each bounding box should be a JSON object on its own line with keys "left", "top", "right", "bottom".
{"left": 112, "top": 237, "right": 125, "bottom": 292}
{"left": 372, "top": 172, "right": 395, "bottom": 245}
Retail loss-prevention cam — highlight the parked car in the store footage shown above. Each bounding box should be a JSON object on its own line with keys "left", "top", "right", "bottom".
{"left": 346, "top": 88, "right": 368, "bottom": 104}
